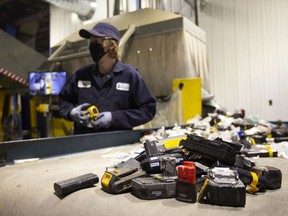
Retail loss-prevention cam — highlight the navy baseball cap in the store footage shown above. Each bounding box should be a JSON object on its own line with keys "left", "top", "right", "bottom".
{"left": 79, "top": 22, "right": 121, "bottom": 42}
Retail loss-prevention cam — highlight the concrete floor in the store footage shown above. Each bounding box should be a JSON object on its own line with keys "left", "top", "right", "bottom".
{"left": 0, "top": 143, "right": 287, "bottom": 216}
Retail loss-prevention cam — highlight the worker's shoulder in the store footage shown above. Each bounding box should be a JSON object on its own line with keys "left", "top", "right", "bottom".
{"left": 120, "top": 62, "right": 140, "bottom": 75}
{"left": 77, "top": 64, "right": 95, "bottom": 73}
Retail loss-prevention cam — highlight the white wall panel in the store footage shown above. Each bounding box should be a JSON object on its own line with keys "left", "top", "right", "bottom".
{"left": 200, "top": 0, "right": 288, "bottom": 121}
{"left": 49, "top": 5, "right": 83, "bottom": 48}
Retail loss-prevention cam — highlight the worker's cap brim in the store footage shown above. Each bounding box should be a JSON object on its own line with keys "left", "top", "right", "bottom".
{"left": 79, "top": 22, "right": 120, "bottom": 42}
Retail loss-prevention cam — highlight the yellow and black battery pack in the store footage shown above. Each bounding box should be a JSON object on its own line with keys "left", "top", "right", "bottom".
{"left": 242, "top": 148, "right": 278, "bottom": 158}
{"left": 234, "top": 167, "right": 267, "bottom": 193}
{"left": 101, "top": 158, "right": 147, "bottom": 194}
{"left": 131, "top": 177, "right": 176, "bottom": 200}
{"left": 198, "top": 167, "right": 246, "bottom": 207}
{"left": 87, "top": 105, "right": 99, "bottom": 119}
{"left": 251, "top": 166, "right": 282, "bottom": 190}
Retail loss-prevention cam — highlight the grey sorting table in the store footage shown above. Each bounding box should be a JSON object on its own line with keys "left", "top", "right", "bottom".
{"left": 0, "top": 143, "right": 288, "bottom": 216}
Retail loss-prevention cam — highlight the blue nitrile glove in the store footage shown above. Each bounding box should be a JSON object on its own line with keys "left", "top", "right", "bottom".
{"left": 69, "top": 103, "right": 91, "bottom": 124}
{"left": 91, "top": 112, "right": 112, "bottom": 129}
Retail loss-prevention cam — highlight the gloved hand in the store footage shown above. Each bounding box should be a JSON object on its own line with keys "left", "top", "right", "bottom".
{"left": 69, "top": 103, "right": 91, "bottom": 124}
{"left": 91, "top": 112, "right": 112, "bottom": 129}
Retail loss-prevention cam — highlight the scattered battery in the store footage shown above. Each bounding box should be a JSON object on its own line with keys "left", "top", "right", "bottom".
{"left": 54, "top": 173, "right": 99, "bottom": 197}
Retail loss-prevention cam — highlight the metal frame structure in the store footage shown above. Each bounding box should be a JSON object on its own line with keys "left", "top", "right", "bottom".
{"left": 0, "top": 129, "right": 145, "bottom": 166}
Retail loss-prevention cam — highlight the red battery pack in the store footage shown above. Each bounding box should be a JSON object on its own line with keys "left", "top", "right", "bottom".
{"left": 176, "top": 161, "right": 197, "bottom": 203}
{"left": 178, "top": 162, "right": 196, "bottom": 183}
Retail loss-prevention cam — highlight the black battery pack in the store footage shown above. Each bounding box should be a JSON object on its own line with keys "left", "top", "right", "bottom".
{"left": 180, "top": 134, "right": 240, "bottom": 165}
{"left": 54, "top": 173, "right": 99, "bottom": 196}
{"left": 140, "top": 153, "right": 184, "bottom": 174}
{"left": 176, "top": 180, "right": 197, "bottom": 203}
{"left": 131, "top": 177, "right": 176, "bottom": 200}
{"left": 198, "top": 167, "right": 246, "bottom": 207}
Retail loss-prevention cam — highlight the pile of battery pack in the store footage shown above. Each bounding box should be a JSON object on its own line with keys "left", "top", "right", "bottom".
{"left": 100, "top": 132, "right": 282, "bottom": 207}
{"left": 53, "top": 109, "right": 285, "bottom": 205}
{"left": 99, "top": 108, "right": 288, "bottom": 207}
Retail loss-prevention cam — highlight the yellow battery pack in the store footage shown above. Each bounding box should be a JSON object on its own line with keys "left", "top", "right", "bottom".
{"left": 87, "top": 105, "right": 99, "bottom": 119}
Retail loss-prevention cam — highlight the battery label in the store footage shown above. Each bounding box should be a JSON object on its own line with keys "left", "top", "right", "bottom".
{"left": 151, "top": 190, "right": 162, "bottom": 197}
{"left": 150, "top": 162, "right": 160, "bottom": 167}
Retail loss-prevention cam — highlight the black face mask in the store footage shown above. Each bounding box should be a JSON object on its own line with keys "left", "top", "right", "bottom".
{"left": 89, "top": 41, "right": 107, "bottom": 63}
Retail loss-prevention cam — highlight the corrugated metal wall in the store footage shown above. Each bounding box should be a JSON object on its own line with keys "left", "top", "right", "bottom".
{"left": 200, "top": 0, "right": 288, "bottom": 121}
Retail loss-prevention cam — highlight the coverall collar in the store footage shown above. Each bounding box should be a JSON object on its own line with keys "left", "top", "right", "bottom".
{"left": 111, "top": 60, "right": 124, "bottom": 73}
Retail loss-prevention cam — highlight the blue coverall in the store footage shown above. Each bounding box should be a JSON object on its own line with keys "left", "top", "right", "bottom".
{"left": 59, "top": 60, "right": 156, "bottom": 134}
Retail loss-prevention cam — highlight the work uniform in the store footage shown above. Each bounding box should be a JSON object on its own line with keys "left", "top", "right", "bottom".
{"left": 59, "top": 60, "right": 156, "bottom": 134}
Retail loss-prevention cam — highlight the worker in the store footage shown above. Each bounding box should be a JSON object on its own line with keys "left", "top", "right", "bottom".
{"left": 59, "top": 22, "right": 156, "bottom": 134}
